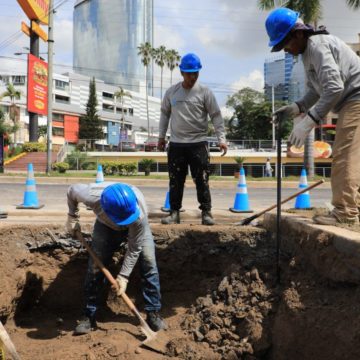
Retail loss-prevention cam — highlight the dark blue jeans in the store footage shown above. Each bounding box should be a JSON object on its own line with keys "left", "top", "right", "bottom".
{"left": 84, "top": 220, "right": 161, "bottom": 319}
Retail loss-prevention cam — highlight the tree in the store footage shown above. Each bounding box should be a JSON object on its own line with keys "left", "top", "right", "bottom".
{"left": 153, "top": 45, "right": 167, "bottom": 99}
{"left": 226, "top": 87, "right": 292, "bottom": 140}
{"left": 114, "top": 86, "right": 132, "bottom": 151}
{"left": 166, "top": 49, "right": 181, "bottom": 86}
{"left": 78, "top": 78, "right": 104, "bottom": 150}
{"left": 0, "top": 107, "right": 17, "bottom": 137}
{"left": 137, "top": 42, "right": 153, "bottom": 139}
{"left": 0, "top": 83, "right": 22, "bottom": 144}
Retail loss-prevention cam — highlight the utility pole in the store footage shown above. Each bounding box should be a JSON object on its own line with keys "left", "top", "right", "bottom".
{"left": 46, "top": 0, "right": 54, "bottom": 174}
{"left": 29, "top": 23, "right": 39, "bottom": 142}
{"left": 272, "top": 85, "right": 275, "bottom": 149}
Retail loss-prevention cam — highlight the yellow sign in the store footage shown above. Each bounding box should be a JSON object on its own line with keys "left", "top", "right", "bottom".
{"left": 17, "top": 0, "right": 49, "bottom": 25}
{"left": 21, "top": 21, "right": 31, "bottom": 37}
{"left": 31, "top": 21, "right": 48, "bottom": 42}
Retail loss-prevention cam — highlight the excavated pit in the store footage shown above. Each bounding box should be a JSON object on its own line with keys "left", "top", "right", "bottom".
{"left": 1, "top": 224, "right": 360, "bottom": 360}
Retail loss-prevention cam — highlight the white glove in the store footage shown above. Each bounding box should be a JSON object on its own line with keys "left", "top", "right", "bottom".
{"left": 65, "top": 215, "right": 79, "bottom": 237}
{"left": 288, "top": 115, "right": 316, "bottom": 148}
{"left": 274, "top": 103, "right": 300, "bottom": 118}
{"left": 114, "top": 275, "right": 128, "bottom": 296}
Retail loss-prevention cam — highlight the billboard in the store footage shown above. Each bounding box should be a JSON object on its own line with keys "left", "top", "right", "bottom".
{"left": 27, "top": 54, "right": 48, "bottom": 115}
{"left": 287, "top": 141, "right": 332, "bottom": 159}
{"left": 17, "top": 0, "right": 49, "bottom": 25}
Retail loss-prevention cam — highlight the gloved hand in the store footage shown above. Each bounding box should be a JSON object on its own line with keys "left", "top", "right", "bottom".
{"left": 274, "top": 103, "right": 300, "bottom": 118}
{"left": 288, "top": 115, "right": 316, "bottom": 148}
{"left": 113, "top": 275, "right": 129, "bottom": 296}
{"left": 65, "top": 215, "right": 79, "bottom": 237}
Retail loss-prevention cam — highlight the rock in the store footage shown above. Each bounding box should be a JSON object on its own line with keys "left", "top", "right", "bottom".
{"left": 224, "top": 350, "right": 239, "bottom": 360}
{"left": 250, "top": 268, "right": 260, "bottom": 281}
{"left": 107, "top": 345, "right": 121, "bottom": 357}
{"left": 135, "top": 347, "right": 142, "bottom": 354}
{"left": 205, "top": 329, "right": 222, "bottom": 345}
{"left": 194, "top": 329, "right": 204, "bottom": 342}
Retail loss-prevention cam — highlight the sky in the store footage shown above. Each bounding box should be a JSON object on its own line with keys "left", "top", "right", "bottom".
{"left": 0, "top": 0, "right": 359, "bottom": 114}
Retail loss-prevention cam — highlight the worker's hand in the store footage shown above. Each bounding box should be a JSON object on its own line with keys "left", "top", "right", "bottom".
{"left": 219, "top": 143, "right": 228, "bottom": 157}
{"left": 157, "top": 138, "right": 166, "bottom": 151}
{"left": 274, "top": 103, "right": 300, "bottom": 118}
{"left": 288, "top": 114, "right": 316, "bottom": 148}
{"left": 112, "top": 275, "right": 129, "bottom": 296}
{"left": 65, "top": 215, "right": 79, "bottom": 237}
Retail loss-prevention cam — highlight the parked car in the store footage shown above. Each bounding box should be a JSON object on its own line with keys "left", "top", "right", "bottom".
{"left": 144, "top": 137, "right": 158, "bottom": 152}
{"left": 118, "top": 140, "right": 137, "bottom": 152}
{"left": 206, "top": 137, "right": 221, "bottom": 152}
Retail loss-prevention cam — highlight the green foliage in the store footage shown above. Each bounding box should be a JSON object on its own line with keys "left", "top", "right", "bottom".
{"left": 100, "top": 161, "right": 137, "bottom": 176}
{"left": 65, "top": 150, "right": 90, "bottom": 170}
{"left": 38, "top": 125, "right": 48, "bottom": 138}
{"left": 78, "top": 78, "right": 104, "bottom": 149}
{"left": 0, "top": 107, "right": 17, "bottom": 138}
{"left": 52, "top": 162, "right": 70, "bottom": 173}
{"left": 22, "top": 142, "right": 46, "bottom": 152}
{"left": 139, "top": 158, "right": 155, "bottom": 176}
{"left": 4, "top": 145, "right": 23, "bottom": 159}
{"left": 226, "top": 87, "right": 292, "bottom": 140}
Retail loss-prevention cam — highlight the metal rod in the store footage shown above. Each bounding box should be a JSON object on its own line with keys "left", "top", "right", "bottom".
{"left": 276, "top": 113, "right": 282, "bottom": 283}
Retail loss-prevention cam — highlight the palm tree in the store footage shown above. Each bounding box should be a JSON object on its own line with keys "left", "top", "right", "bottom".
{"left": 166, "top": 49, "right": 181, "bottom": 86}
{"left": 153, "top": 45, "right": 167, "bottom": 99}
{"left": 0, "top": 83, "right": 22, "bottom": 144}
{"left": 114, "top": 87, "right": 132, "bottom": 151}
{"left": 137, "top": 42, "right": 153, "bottom": 140}
{"left": 347, "top": 0, "right": 360, "bottom": 8}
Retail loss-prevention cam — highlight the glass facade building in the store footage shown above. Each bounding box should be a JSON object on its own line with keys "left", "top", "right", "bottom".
{"left": 73, "top": 0, "right": 153, "bottom": 93}
{"left": 264, "top": 53, "right": 295, "bottom": 102}
{"left": 288, "top": 55, "right": 306, "bottom": 103}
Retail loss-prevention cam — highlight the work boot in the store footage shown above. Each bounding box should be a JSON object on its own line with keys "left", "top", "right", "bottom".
{"left": 313, "top": 214, "right": 359, "bottom": 226}
{"left": 73, "top": 316, "right": 96, "bottom": 335}
{"left": 202, "top": 210, "right": 215, "bottom": 226}
{"left": 146, "top": 311, "right": 167, "bottom": 332}
{"left": 161, "top": 210, "right": 180, "bottom": 225}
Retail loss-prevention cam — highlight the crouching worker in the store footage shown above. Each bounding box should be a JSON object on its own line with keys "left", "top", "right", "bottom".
{"left": 66, "top": 182, "right": 166, "bottom": 335}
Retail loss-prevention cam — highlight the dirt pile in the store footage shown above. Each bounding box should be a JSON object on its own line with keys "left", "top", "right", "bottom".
{"left": 176, "top": 266, "right": 276, "bottom": 359}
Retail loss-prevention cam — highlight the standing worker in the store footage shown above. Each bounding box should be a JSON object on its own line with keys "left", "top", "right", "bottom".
{"left": 158, "top": 53, "right": 228, "bottom": 225}
{"left": 265, "top": 7, "right": 360, "bottom": 225}
{"left": 66, "top": 182, "right": 167, "bottom": 334}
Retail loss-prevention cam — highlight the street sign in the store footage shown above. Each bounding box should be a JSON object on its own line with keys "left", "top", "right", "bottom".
{"left": 31, "top": 20, "right": 48, "bottom": 42}
{"left": 21, "top": 21, "right": 31, "bottom": 37}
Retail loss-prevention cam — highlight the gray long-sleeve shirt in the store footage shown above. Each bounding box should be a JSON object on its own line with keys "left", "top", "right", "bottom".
{"left": 297, "top": 34, "right": 360, "bottom": 121}
{"left": 67, "top": 182, "right": 153, "bottom": 277}
{"left": 159, "top": 82, "right": 226, "bottom": 144}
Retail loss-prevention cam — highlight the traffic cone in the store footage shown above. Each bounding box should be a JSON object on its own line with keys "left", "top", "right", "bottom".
{"left": 229, "top": 167, "right": 253, "bottom": 213}
{"left": 161, "top": 191, "right": 171, "bottom": 212}
{"left": 294, "top": 168, "right": 311, "bottom": 209}
{"left": 95, "top": 164, "right": 104, "bottom": 183}
{"left": 16, "top": 163, "right": 44, "bottom": 209}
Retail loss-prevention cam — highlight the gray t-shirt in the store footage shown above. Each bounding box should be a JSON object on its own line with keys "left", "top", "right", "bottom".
{"left": 297, "top": 34, "right": 360, "bottom": 121}
{"left": 159, "top": 82, "right": 226, "bottom": 144}
{"left": 67, "top": 182, "right": 153, "bottom": 277}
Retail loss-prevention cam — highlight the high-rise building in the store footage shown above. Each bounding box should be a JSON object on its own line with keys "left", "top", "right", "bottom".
{"left": 264, "top": 53, "right": 294, "bottom": 102}
{"left": 73, "top": 0, "right": 153, "bottom": 93}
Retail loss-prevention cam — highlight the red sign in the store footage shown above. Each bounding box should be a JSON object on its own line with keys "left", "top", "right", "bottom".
{"left": 27, "top": 54, "right": 48, "bottom": 115}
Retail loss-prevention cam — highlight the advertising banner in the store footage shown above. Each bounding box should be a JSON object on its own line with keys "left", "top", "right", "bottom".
{"left": 17, "top": 0, "right": 49, "bottom": 25}
{"left": 27, "top": 54, "right": 48, "bottom": 115}
{"left": 287, "top": 141, "right": 332, "bottom": 159}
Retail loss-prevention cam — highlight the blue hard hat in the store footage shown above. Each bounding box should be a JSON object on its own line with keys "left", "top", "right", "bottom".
{"left": 179, "top": 53, "right": 202, "bottom": 72}
{"left": 265, "top": 8, "right": 299, "bottom": 47}
{"left": 100, "top": 183, "right": 140, "bottom": 226}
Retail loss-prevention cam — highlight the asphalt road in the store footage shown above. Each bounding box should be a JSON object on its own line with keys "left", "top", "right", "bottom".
{"left": 0, "top": 183, "right": 332, "bottom": 213}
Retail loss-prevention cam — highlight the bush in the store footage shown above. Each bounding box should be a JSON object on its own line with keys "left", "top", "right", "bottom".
{"left": 123, "top": 162, "right": 137, "bottom": 176}
{"left": 5, "top": 145, "right": 23, "bottom": 159}
{"left": 22, "top": 142, "right": 46, "bottom": 152}
{"left": 139, "top": 158, "right": 155, "bottom": 176}
{"left": 66, "top": 150, "right": 88, "bottom": 170}
{"left": 52, "top": 162, "right": 70, "bottom": 173}
{"left": 100, "top": 161, "right": 137, "bottom": 176}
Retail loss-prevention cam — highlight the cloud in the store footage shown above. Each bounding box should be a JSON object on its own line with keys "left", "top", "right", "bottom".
{"left": 230, "top": 70, "right": 264, "bottom": 92}
{"left": 53, "top": 18, "right": 73, "bottom": 66}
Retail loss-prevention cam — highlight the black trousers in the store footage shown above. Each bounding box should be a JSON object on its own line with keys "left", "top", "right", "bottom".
{"left": 167, "top": 143, "right": 211, "bottom": 211}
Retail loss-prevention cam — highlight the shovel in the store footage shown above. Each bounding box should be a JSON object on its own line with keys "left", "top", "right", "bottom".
{"left": 0, "top": 321, "right": 21, "bottom": 360}
{"left": 74, "top": 225, "right": 169, "bottom": 354}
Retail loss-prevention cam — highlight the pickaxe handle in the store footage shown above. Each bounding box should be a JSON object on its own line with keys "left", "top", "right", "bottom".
{"left": 237, "top": 179, "right": 325, "bottom": 225}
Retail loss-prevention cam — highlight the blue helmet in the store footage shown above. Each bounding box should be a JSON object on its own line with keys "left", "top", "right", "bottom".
{"left": 265, "top": 8, "right": 299, "bottom": 47}
{"left": 100, "top": 183, "right": 140, "bottom": 226}
{"left": 179, "top": 53, "right": 202, "bottom": 72}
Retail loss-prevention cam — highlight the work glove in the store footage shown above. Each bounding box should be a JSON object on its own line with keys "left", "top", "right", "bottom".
{"left": 113, "top": 275, "right": 129, "bottom": 296}
{"left": 274, "top": 103, "right": 300, "bottom": 118}
{"left": 288, "top": 114, "right": 316, "bottom": 148}
{"left": 65, "top": 215, "right": 79, "bottom": 237}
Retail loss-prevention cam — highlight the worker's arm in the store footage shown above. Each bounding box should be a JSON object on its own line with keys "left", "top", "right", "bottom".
{"left": 158, "top": 90, "right": 171, "bottom": 151}
{"left": 296, "top": 82, "right": 320, "bottom": 113}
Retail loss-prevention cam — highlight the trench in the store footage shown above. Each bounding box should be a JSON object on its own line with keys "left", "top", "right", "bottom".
{"left": 1, "top": 224, "right": 360, "bottom": 360}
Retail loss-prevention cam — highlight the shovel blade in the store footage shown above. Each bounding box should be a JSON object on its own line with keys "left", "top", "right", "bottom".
{"left": 141, "top": 329, "right": 170, "bottom": 354}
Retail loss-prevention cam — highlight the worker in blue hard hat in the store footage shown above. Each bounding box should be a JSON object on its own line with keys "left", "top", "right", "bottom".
{"left": 65, "top": 182, "right": 166, "bottom": 334}
{"left": 158, "top": 52, "right": 228, "bottom": 226}
{"left": 265, "top": 7, "right": 360, "bottom": 226}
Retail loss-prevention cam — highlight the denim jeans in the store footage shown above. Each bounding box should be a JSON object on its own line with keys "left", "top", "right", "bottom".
{"left": 84, "top": 220, "right": 161, "bottom": 319}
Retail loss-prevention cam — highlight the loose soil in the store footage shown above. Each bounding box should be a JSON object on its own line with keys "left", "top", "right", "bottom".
{"left": 1, "top": 223, "right": 360, "bottom": 359}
